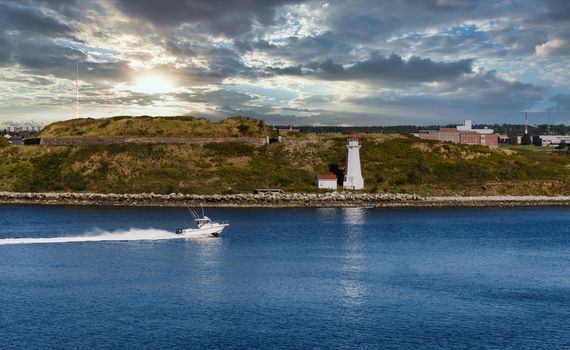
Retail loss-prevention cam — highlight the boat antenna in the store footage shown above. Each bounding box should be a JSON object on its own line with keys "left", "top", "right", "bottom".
{"left": 202, "top": 205, "right": 205, "bottom": 218}
{"left": 186, "top": 205, "right": 198, "bottom": 219}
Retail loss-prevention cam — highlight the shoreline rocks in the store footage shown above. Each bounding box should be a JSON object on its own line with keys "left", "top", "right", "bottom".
{"left": 1, "top": 191, "right": 570, "bottom": 208}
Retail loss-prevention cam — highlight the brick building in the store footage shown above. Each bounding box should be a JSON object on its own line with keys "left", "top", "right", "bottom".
{"left": 412, "top": 120, "right": 499, "bottom": 148}
{"left": 459, "top": 132, "right": 481, "bottom": 145}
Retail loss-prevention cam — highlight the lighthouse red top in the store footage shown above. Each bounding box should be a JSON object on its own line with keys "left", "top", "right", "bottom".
{"left": 349, "top": 132, "right": 358, "bottom": 139}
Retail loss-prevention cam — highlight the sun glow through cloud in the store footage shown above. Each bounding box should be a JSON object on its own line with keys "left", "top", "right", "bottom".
{"left": 130, "top": 74, "right": 175, "bottom": 94}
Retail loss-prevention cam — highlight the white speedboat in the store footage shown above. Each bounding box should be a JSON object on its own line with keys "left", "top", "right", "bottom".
{"left": 175, "top": 208, "right": 229, "bottom": 237}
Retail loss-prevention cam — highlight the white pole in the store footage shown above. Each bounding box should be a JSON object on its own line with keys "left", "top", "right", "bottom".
{"left": 76, "top": 62, "right": 79, "bottom": 119}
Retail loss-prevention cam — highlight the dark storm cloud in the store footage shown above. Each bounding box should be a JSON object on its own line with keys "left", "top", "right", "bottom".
{"left": 238, "top": 32, "right": 352, "bottom": 63}
{"left": 165, "top": 40, "right": 196, "bottom": 57}
{"left": 15, "top": 39, "right": 85, "bottom": 71}
{"left": 113, "top": 0, "right": 298, "bottom": 36}
{"left": 0, "top": 0, "right": 94, "bottom": 80}
{"left": 0, "top": 31, "right": 132, "bottom": 105}
{"left": 542, "top": 0, "right": 570, "bottom": 21}
{"left": 0, "top": 74, "right": 54, "bottom": 86}
{"left": 269, "top": 54, "right": 473, "bottom": 84}
{"left": 4, "top": 36, "right": 131, "bottom": 83}
{"left": 437, "top": 70, "right": 543, "bottom": 95}
{"left": 81, "top": 89, "right": 162, "bottom": 107}
{"left": 175, "top": 88, "right": 257, "bottom": 106}
{"left": 199, "top": 47, "right": 255, "bottom": 80}
{"left": 549, "top": 95, "right": 570, "bottom": 112}
{"left": 0, "top": 1, "right": 74, "bottom": 37}
{"left": 337, "top": 55, "right": 473, "bottom": 82}
{"left": 0, "top": 32, "right": 12, "bottom": 64}
{"left": 324, "top": 0, "right": 491, "bottom": 44}
{"left": 351, "top": 70, "right": 545, "bottom": 123}
{"left": 161, "top": 45, "right": 257, "bottom": 85}
{"left": 263, "top": 65, "right": 304, "bottom": 77}
{"left": 392, "top": 33, "right": 493, "bottom": 57}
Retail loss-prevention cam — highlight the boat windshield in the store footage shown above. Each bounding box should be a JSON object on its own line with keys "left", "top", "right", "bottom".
{"left": 194, "top": 216, "right": 214, "bottom": 227}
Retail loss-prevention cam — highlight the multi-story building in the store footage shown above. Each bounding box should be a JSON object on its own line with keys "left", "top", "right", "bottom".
{"left": 532, "top": 135, "right": 570, "bottom": 147}
{"left": 480, "top": 133, "right": 499, "bottom": 147}
{"left": 412, "top": 120, "right": 499, "bottom": 148}
{"left": 438, "top": 128, "right": 461, "bottom": 143}
{"left": 5, "top": 125, "right": 41, "bottom": 133}
{"left": 460, "top": 132, "right": 480, "bottom": 145}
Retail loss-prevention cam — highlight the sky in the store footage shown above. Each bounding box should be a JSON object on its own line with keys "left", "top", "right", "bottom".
{"left": 0, "top": 0, "right": 569, "bottom": 127}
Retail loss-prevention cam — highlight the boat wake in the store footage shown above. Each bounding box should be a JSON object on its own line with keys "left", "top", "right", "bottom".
{"left": 0, "top": 228, "right": 187, "bottom": 245}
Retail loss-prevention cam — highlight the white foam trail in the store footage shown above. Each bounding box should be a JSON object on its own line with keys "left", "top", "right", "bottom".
{"left": 0, "top": 228, "right": 189, "bottom": 245}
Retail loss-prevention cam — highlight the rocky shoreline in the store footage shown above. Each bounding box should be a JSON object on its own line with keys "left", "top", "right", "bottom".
{"left": 1, "top": 191, "right": 570, "bottom": 208}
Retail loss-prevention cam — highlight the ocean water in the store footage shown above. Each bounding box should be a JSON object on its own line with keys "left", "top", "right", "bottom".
{"left": 0, "top": 205, "right": 569, "bottom": 349}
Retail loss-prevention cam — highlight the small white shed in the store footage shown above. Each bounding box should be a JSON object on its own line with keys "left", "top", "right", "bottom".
{"left": 315, "top": 174, "right": 338, "bottom": 190}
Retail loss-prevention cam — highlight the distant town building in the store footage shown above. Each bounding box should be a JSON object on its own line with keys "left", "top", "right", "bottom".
{"left": 498, "top": 134, "right": 509, "bottom": 144}
{"left": 456, "top": 120, "right": 494, "bottom": 134}
{"left": 460, "top": 132, "right": 481, "bottom": 145}
{"left": 23, "top": 137, "right": 41, "bottom": 145}
{"left": 532, "top": 135, "right": 570, "bottom": 147}
{"left": 277, "top": 125, "right": 300, "bottom": 135}
{"left": 264, "top": 135, "right": 281, "bottom": 144}
{"left": 343, "top": 133, "right": 364, "bottom": 190}
{"left": 8, "top": 136, "right": 23, "bottom": 145}
{"left": 315, "top": 174, "right": 338, "bottom": 190}
{"left": 6, "top": 125, "right": 41, "bottom": 133}
{"left": 412, "top": 120, "right": 499, "bottom": 148}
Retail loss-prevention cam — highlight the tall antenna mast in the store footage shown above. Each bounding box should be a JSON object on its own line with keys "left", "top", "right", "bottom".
{"left": 75, "top": 62, "right": 79, "bottom": 119}
{"left": 524, "top": 112, "right": 528, "bottom": 135}
{"left": 547, "top": 108, "right": 551, "bottom": 135}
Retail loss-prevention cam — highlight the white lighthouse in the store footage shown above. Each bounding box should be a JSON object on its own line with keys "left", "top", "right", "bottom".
{"left": 343, "top": 133, "right": 364, "bottom": 190}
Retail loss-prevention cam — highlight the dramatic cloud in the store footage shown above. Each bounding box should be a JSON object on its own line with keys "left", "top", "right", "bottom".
{"left": 535, "top": 38, "right": 570, "bottom": 57}
{"left": 550, "top": 95, "right": 570, "bottom": 112}
{"left": 312, "top": 55, "right": 473, "bottom": 84}
{"left": 0, "top": 1, "right": 74, "bottom": 37}
{"left": 0, "top": 0, "right": 568, "bottom": 126}
{"left": 113, "top": 0, "right": 296, "bottom": 36}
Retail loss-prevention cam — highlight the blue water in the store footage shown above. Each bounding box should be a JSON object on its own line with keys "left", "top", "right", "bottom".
{"left": 0, "top": 205, "right": 569, "bottom": 349}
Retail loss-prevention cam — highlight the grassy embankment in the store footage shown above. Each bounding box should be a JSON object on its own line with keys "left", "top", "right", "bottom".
{"left": 1, "top": 116, "right": 570, "bottom": 195}
{"left": 39, "top": 115, "right": 267, "bottom": 137}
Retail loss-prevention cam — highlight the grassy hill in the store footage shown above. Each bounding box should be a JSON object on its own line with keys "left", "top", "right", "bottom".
{"left": 40, "top": 116, "right": 268, "bottom": 138}
{"left": 1, "top": 116, "right": 570, "bottom": 195}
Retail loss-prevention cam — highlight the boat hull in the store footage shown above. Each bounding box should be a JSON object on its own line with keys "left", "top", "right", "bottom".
{"left": 178, "top": 224, "right": 229, "bottom": 237}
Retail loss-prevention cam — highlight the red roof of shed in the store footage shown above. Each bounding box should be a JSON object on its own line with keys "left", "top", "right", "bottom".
{"left": 317, "top": 174, "right": 338, "bottom": 180}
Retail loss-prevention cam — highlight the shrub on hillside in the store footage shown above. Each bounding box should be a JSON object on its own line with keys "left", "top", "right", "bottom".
{"left": 521, "top": 134, "right": 532, "bottom": 145}
{"left": 203, "top": 142, "right": 254, "bottom": 157}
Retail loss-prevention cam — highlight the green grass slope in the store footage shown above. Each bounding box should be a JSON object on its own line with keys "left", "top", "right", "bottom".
{"left": 40, "top": 116, "right": 267, "bottom": 138}
{"left": 1, "top": 128, "right": 570, "bottom": 195}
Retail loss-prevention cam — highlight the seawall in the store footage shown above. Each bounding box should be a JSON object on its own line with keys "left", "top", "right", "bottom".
{"left": 2, "top": 192, "right": 570, "bottom": 208}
